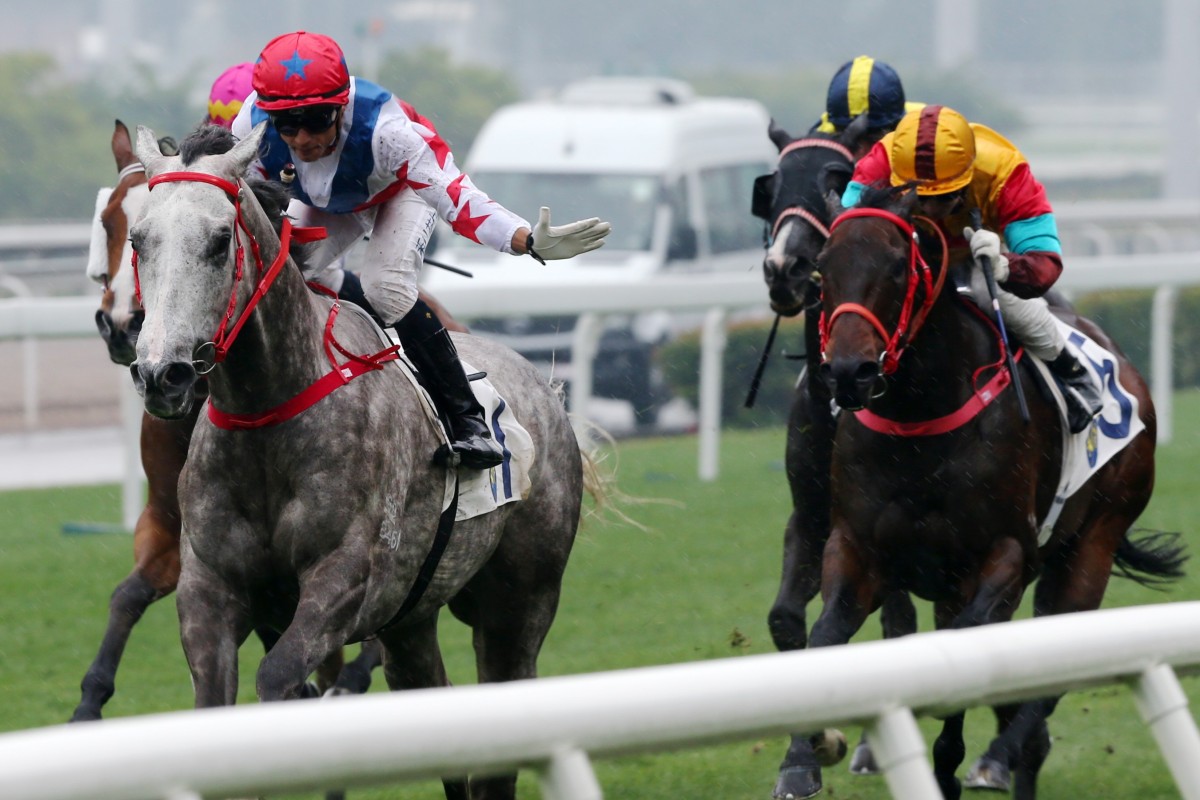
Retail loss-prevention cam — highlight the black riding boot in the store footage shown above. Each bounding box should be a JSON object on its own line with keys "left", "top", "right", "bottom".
{"left": 1049, "top": 349, "right": 1102, "bottom": 434}
{"left": 395, "top": 304, "right": 504, "bottom": 470}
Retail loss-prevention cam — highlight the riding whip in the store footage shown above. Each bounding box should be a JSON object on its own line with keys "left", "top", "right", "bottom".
{"left": 423, "top": 256, "right": 474, "bottom": 278}
{"left": 744, "top": 314, "right": 781, "bottom": 408}
{"left": 971, "top": 210, "right": 1029, "bottom": 423}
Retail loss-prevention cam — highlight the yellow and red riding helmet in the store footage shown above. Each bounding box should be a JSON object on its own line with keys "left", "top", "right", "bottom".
{"left": 889, "top": 105, "right": 976, "bottom": 195}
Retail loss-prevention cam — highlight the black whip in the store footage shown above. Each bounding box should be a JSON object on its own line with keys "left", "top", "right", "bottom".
{"left": 744, "top": 314, "right": 781, "bottom": 408}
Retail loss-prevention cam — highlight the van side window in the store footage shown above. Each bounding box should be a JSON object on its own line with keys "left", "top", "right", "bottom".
{"left": 700, "top": 163, "right": 769, "bottom": 254}
{"left": 664, "top": 179, "right": 696, "bottom": 260}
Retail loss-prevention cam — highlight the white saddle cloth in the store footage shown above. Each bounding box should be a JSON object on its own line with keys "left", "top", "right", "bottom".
{"left": 391, "top": 353, "right": 535, "bottom": 522}
{"left": 1034, "top": 317, "right": 1145, "bottom": 544}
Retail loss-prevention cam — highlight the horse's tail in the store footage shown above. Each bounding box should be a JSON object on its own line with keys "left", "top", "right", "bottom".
{"left": 1112, "top": 529, "right": 1189, "bottom": 588}
{"left": 570, "top": 413, "right": 653, "bottom": 532}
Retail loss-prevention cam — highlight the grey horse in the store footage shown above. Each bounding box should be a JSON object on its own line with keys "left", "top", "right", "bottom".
{"left": 130, "top": 122, "right": 593, "bottom": 800}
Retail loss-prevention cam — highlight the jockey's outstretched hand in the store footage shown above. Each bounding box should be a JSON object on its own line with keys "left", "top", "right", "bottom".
{"left": 963, "top": 226, "right": 1009, "bottom": 282}
{"left": 529, "top": 207, "right": 612, "bottom": 261}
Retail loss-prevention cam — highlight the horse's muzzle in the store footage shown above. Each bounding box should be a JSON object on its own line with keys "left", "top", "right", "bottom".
{"left": 819, "top": 357, "right": 881, "bottom": 411}
{"left": 131, "top": 359, "right": 197, "bottom": 419}
{"left": 95, "top": 309, "right": 142, "bottom": 366}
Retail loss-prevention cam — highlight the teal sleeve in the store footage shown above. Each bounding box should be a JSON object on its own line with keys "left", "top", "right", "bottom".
{"left": 1004, "top": 213, "right": 1061, "bottom": 255}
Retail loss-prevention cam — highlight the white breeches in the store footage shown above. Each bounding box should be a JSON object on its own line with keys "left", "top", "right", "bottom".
{"left": 288, "top": 190, "right": 436, "bottom": 325}
{"left": 996, "top": 292, "right": 1065, "bottom": 361}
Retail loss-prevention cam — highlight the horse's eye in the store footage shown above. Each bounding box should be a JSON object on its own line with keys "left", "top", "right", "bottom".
{"left": 207, "top": 231, "right": 233, "bottom": 264}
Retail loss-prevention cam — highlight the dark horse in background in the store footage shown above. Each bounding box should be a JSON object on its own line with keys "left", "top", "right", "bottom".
{"left": 771, "top": 185, "right": 1184, "bottom": 800}
{"left": 752, "top": 119, "right": 919, "bottom": 777}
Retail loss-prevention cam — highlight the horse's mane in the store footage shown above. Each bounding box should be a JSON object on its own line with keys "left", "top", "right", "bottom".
{"left": 176, "top": 124, "right": 310, "bottom": 272}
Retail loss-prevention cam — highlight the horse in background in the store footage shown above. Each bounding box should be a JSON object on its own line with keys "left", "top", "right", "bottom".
{"left": 130, "top": 122, "right": 595, "bottom": 799}
{"left": 71, "top": 120, "right": 381, "bottom": 722}
{"left": 751, "top": 119, "right": 917, "bottom": 776}
{"left": 772, "top": 185, "right": 1184, "bottom": 800}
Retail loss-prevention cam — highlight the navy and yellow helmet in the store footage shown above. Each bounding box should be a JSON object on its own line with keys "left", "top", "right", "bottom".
{"left": 820, "top": 55, "right": 907, "bottom": 133}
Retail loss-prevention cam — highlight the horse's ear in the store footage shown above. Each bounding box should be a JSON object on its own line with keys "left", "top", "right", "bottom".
{"left": 825, "top": 189, "right": 845, "bottom": 221}
{"left": 893, "top": 186, "right": 920, "bottom": 216}
{"left": 134, "top": 125, "right": 170, "bottom": 177}
{"left": 767, "top": 118, "right": 793, "bottom": 152}
{"left": 112, "top": 120, "right": 136, "bottom": 171}
{"left": 838, "top": 114, "right": 874, "bottom": 154}
{"left": 227, "top": 122, "right": 267, "bottom": 177}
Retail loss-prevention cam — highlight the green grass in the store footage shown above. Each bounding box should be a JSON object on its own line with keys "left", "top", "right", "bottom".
{"left": 3, "top": 391, "right": 1200, "bottom": 798}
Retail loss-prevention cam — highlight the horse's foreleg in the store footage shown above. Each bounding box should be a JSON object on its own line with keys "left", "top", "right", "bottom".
{"left": 932, "top": 712, "right": 966, "bottom": 800}
{"left": 177, "top": 548, "right": 247, "bottom": 708}
{"left": 768, "top": 380, "right": 834, "bottom": 654}
{"left": 329, "top": 639, "right": 383, "bottom": 696}
{"left": 71, "top": 508, "right": 181, "bottom": 722}
{"left": 774, "top": 529, "right": 877, "bottom": 800}
{"left": 257, "top": 556, "right": 367, "bottom": 703}
{"left": 376, "top": 613, "right": 470, "bottom": 800}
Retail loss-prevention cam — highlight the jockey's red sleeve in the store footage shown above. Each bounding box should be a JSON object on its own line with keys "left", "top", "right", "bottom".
{"left": 1004, "top": 251, "right": 1063, "bottom": 299}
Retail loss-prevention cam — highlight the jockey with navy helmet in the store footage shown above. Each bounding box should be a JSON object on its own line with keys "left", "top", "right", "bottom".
{"left": 843, "top": 105, "right": 1102, "bottom": 433}
{"left": 813, "top": 55, "right": 924, "bottom": 159}
{"left": 232, "top": 31, "right": 611, "bottom": 469}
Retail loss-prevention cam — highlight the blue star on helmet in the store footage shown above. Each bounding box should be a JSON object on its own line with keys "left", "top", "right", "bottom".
{"left": 279, "top": 50, "right": 313, "bottom": 81}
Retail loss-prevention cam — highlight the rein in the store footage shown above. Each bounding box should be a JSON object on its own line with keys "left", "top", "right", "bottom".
{"left": 137, "top": 170, "right": 400, "bottom": 429}
{"left": 819, "top": 208, "right": 950, "bottom": 375}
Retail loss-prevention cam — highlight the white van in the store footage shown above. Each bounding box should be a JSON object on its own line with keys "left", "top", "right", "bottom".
{"left": 421, "top": 77, "right": 774, "bottom": 426}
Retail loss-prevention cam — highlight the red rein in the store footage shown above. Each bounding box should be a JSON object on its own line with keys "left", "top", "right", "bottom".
{"left": 136, "top": 171, "right": 399, "bottom": 429}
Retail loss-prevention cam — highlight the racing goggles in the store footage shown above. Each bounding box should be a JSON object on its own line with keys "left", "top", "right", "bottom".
{"left": 269, "top": 106, "right": 340, "bottom": 136}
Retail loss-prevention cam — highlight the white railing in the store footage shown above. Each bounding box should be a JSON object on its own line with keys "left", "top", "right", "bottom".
{"left": 0, "top": 602, "right": 1198, "bottom": 800}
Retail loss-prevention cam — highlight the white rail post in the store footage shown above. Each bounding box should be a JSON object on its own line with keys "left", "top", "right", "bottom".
{"left": 570, "top": 312, "right": 602, "bottom": 422}
{"left": 698, "top": 307, "right": 726, "bottom": 482}
{"left": 1150, "top": 285, "right": 1177, "bottom": 445}
{"left": 1131, "top": 663, "right": 1200, "bottom": 799}
{"left": 865, "top": 706, "right": 942, "bottom": 800}
{"left": 538, "top": 746, "right": 603, "bottom": 800}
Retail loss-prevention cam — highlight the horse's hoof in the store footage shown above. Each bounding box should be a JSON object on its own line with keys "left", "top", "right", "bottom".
{"left": 773, "top": 765, "right": 823, "bottom": 799}
{"left": 323, "top": 686, "right": 353, "bottom": 699}
{"left": 298, "top": 681, "right": 322, "bottom": 699}
{"left": 963, "top": 756, "right": 1010, "bottom": 791}
{"left": 848, "top": 739, "right": 880, "bottom": 775}
{"left": 68, "top": 708, "right": 101, "bottom": 723}
{"left": 810, "top": 729, "right": 848, "bottom": 767}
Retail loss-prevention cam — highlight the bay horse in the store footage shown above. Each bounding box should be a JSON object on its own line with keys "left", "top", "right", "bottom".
{"left": 129, "top": 122, "right": 591, "bottom": 799}
{"left": 772, "top": 184, "right": 1184, "bottom": 800}
{"left": 752, "top": 119, "right": 917, "bottom": 776}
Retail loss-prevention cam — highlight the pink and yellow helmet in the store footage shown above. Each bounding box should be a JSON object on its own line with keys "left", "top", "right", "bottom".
{"left": 207, "top": 62, "right": 255, "bottom": 129}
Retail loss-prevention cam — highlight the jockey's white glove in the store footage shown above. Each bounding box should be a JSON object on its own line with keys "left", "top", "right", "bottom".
{"left": 528, "top": 207, "right": 612, "bottom": 262}
{"left": 963, "top": 226, "right": 1009, "bottom": 282}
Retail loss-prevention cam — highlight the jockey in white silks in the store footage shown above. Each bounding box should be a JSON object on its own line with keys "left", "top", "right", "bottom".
{"left": 232, "top": 31, "right": 610, "bottom": 469}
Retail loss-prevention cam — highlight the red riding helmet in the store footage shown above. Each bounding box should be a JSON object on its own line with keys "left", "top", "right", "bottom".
{"left": 252, "top": 31, "right": 351, "bottom": 112}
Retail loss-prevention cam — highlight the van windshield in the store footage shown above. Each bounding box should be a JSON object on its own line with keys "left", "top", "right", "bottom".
{"left": 471, "top": 172, "right": 660, "bottom": 252}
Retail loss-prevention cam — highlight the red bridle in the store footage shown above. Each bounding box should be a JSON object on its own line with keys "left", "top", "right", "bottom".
{"left": 819, "top": 208, "right": 949, "bottom": 375}
{"left": 132, "top": 171, "right": 326, "bottom": 366}
{"left": 133, "top": 170, "right": 400, "bottom": 429}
